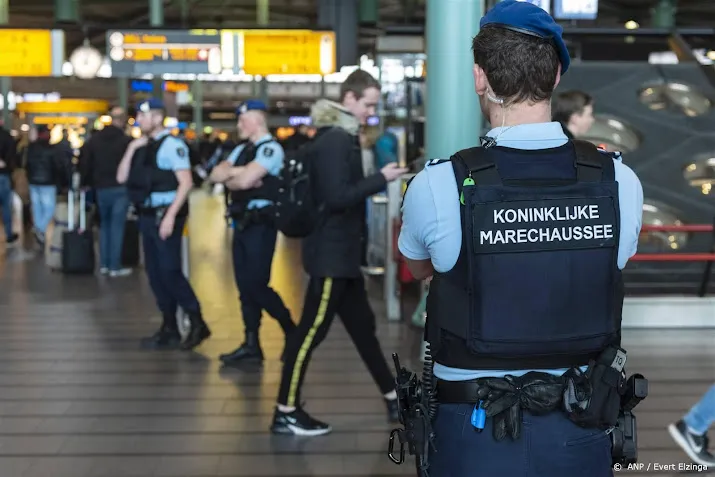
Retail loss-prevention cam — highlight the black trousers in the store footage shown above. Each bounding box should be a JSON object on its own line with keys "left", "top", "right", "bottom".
{"left": 231, "top": 222, "right": 292, "bottom": 333}
{"left": 138, "top": 214, "right": 200, "bottom": 316}
{"left": 277, "top": 275, "right": 395, "bottom": 407}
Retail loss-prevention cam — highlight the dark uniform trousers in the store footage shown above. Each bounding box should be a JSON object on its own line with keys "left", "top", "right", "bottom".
{"left": 429, "top": 403, "right": 613, "bottom": 477}
{"left": 138, "top": 214, "right": 201, "bottom": 316}
{"left": 277, "top": 276, "right": 395, "bottom": 407}
{"left": 231, "top": 221, "right": 292, "bottom": 333}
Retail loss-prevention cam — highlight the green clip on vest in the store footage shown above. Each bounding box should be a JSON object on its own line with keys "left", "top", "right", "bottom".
{"left": 460, "top": 176, "right": 475, "bottom": 205}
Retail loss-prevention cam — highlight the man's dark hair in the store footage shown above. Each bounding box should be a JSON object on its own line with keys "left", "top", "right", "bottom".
{"left": 552, "top": 90, "right": 593, "bottom": 124}
{"left": 339, "top": 69, "right": 381, "bottom": 102}
{"left": 471, "top": 26, "right": 560, "bottom": 105}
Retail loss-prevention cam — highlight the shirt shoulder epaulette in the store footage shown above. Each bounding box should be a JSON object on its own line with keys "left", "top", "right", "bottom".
{"left": 426, "top": 158, "right": 452, "bottom": 167}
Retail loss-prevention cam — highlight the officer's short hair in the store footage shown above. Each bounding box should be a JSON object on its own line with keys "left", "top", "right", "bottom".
{"left": 339, "top": 69, "right": 381, "bottom": 101}
{"left": 552, "top": 90, "right": 593, "bottom": 124}
{"left": 471, "top": 26, "right": 560, "bottom": 105}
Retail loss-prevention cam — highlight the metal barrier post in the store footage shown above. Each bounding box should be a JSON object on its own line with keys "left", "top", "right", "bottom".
{"left": 698, "top": 216, "right": 715, "bottom": 297}
{"left": 177, "top": 222, "right": 192, "bottom": 337}
{"left": 385, "top": 179, "right": 402, "bottom": 321}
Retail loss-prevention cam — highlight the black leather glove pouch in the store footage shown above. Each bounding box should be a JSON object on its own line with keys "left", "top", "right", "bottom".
{"left": 477, "top": 372, "right": 565, "bottom": 441}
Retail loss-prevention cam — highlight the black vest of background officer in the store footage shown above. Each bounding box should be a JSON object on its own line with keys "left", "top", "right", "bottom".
{"left": 426, "top": 140, "right": 624, "bottom": 371}
{"left": 126, "top": 136, "right": 187, "bottom": 216}
{"left": 226, "top": 138, "right": 278, "bottom": 219}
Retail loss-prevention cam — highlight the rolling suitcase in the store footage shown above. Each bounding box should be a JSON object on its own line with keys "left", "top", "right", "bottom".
{"left": 61, "top": 189, "right": 95, "bottom": 274}
{"left": 122, "top": 207, "right": 141, "bottom": 267}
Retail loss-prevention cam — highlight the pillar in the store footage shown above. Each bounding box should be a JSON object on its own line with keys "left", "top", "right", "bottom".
{"left": 256, "top": 0, "right": 269, "bottom": 105}
{"left": 0, "top": 0, "right": 9, "bottom": 128}
{"left": 54, "top": 0, "right": 79, "bottom": 23}
{"left": 256, "top": 0, "right": 269, "bottom": 26}
{"left": 178, "top": 0, "right": 189, "bottom": 26}
{"left": 149, "top": 0, "right": 164, "bottom": 27}
{"left": 318, "top": 0, "right": 359, "bottom": 68}
{"left": 117, "top": 77, "right": 128, "bottom": 112}
{"left": 192, "top": 80, "right": 203, "bottom": 136}
{"left": 150, "top": 0, "right": 164, "bottom": 94}
{"left": 425, "top": 0, "right": 483, "bottom": 160}
{"left": 652, "top": 0, "right": 676, "bottom": 29}
{"left": 358, "top": 0, "right": 378, "bottom": 25}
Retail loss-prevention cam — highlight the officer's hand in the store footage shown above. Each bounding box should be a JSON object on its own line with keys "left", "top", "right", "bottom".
{"left": 0, "top": 160, "right": 5, "bottom": 168}
{"left": 381, "top": 163, "right": 409, "bottom": 182}
{"left": 159, "top": 214, "right": 175, "bottom": 240}
{"left": 131, "top": 136, "right": 149, "bottom": 149}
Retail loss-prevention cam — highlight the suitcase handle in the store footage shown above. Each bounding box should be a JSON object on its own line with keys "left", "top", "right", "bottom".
{"left": 67, "top": 188, "right": 87, "bottom": 232}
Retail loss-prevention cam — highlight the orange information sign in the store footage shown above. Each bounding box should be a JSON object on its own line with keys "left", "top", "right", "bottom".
{"left": 241, "top": 30, "right": 336, "bottom": 76}
{"left": 0, "top": 29, "right": 53, "bottom": 77}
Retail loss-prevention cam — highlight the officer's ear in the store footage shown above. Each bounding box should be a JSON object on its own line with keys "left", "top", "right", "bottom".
{"left": 473, "top": 64, "right": 488, "bottom": 97}
{"left": 553, "top": 65, "right": 562, "bottom": 90}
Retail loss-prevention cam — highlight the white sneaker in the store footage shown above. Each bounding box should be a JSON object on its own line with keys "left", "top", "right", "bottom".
{"left": 99, "top": 267, "right": 110, "bottom": 275}
{"left": 109, "top": 268, "right": 133, "bottom": 277}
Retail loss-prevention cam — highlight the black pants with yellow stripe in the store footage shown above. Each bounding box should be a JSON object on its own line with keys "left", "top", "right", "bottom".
{"left": 277, "top": 276, "right": 396, "bottom": 407}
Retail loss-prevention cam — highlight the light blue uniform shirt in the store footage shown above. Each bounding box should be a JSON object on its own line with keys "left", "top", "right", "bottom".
{"left": 147, "top": 129, "right": 191, "bottom": 207}
{"left": 224, "top": 134, "right": 284, "bottom": 209}
{"left": 398, "top": 122, "right": 643, "bottom": 381}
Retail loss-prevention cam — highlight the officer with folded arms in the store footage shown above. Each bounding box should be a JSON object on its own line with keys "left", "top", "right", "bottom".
{"left": 398, "top": 2, "right": 644, "bottom": 476}
{"left": 209, "top": 99, "right": 295, "bottom": 365}
{"left": 117, "top": 98, "right": 211, "bottom": 351}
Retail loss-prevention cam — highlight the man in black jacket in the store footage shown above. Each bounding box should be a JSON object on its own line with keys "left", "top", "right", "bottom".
{"left": 552, "top": 90, "right": 595, "bottom": 139}
{"left": 0, "top": 124, "right": 18, "bottom": 246}
{"left": 271, "top": 70, "right": 408, "bottom": 436}
{"left": 25, "top": 125, "right": 62, "bottom": 245}
{"left": 81, "top": 107, "right": 132, "bottom": 276}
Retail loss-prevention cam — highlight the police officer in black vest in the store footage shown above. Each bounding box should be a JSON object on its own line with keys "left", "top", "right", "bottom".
{"left": 117, "top": 98, "right": 211, "bottom": 351}
{"left": 209, "top": 100, "right": 295, "bottom": 365}
{"left": 397, "top": 2, "right": 645, "bottom": 476}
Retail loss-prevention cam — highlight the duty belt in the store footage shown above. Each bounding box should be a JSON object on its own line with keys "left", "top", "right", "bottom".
{"left": 436, "top": 372, "right": 566, "bottom": 441}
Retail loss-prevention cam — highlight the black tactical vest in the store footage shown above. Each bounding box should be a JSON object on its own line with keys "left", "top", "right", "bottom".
{"left": 227, "top": 138, "right": 278, "bottom": 217}
{"left": 126, "top": 136, "right": 180, "bottom": 208}
{"left": 426, "top": 140, "right": 624, "bottom": 370}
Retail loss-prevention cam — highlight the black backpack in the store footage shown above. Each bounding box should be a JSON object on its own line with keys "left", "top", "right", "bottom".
{"left": 265, "top": 141, "right": 324, "bottom": 238}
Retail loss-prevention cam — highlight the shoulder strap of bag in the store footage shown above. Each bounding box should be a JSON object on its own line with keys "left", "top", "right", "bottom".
{"left": 573, "top": 140, "right": 616, "bottom": 182}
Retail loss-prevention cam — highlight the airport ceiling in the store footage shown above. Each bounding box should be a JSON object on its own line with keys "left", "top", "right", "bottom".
{"left": 8, "top": 0, "right": 715, "bottom": 54}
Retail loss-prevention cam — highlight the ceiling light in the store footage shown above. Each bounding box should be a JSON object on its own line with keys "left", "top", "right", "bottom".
{"left": 625, "top": 20, "right": 639, "bottom": 30}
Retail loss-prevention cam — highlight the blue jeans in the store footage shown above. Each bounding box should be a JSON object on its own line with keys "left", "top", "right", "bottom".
{"left": 29, "top": 185, "right": 56, "bottom": 234}
{"left": 0, "top": 174, "right": 13, "bottom": 240}
{"left": 138, "top": 214, "right": 200, "bottom": 316}
{"left": 684, "top": 384, "right": 715, "bottom": 435}
{"left": 96, "top": 187, "right": 129, "bottom": 271}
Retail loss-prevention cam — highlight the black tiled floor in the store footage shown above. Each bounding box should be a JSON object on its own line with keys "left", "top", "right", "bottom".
{"left": 0, "top": 192, "right": 713, "bottom": 476}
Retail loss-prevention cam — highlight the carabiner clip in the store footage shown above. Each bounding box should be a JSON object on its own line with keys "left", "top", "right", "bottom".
{"left": 388, "top": 428, "right": 406, "bottom": 464}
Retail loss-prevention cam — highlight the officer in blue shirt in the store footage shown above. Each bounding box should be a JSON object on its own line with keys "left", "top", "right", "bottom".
{"left": 209, "top": 99, "right": 295, "bottom": 365}
{"left": 398, "top": 2, "right": 644, "bottom": 476}
{"left": 117, "top": 98, "right": 211, "bottom": 351}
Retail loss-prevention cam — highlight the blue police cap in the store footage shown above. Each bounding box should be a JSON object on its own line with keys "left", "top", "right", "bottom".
{"left": 236, "top": 99, "right": 267, "bottom": 115}
{"left": 480, "top": 0, "right": 570, "bottom": 75}
{"left": 136, "top": 97, "right": 165, "bottom": 112}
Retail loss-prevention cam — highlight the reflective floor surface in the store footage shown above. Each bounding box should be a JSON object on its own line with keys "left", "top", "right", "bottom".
{"left": 0, "top": 191, "right": 713, "bottom": 476}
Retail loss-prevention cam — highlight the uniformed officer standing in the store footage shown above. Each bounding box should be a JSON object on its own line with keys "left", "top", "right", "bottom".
{"left": 399, "top": 2, "right": 644, "bottom": 476}
{"left": 209, "top": 100, "right": 295, "bottom": 365}
{"left": 117, "top": 98, "right": 211, "bottom": 351}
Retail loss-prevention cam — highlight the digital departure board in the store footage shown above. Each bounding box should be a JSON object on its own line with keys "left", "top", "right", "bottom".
{"left": 107, "top": 30, "right": 222, "bottom": 76}
{"left": 553, "top": 0, "right": 598, "bottom": 19}
{"left": 0, "top": 29, "right": 65, "bottom": 77}
{"left": 220, "top": 29, "right": 336, "bottom": 76}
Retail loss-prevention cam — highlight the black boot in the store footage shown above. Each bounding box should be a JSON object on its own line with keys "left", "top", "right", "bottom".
{"left": 220, "top": 331, "right": 264, "bottom": 365}
{"left": 140, "top": 312, "right": 182, "bottom": 350}
{"left": 180, "top": 311, "right": 211, "bottom": 350}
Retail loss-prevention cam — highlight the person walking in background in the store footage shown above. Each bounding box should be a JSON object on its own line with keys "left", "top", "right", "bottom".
{"left": 80, "top": 107, "right": 132, "bottom": 277}
{"left": 668, "top": 385, "right": 715, "bottom": 467}
{"left": 25, "top": 125, "right": 62, "bottom": 246}
{"left": 552, "top": 90, "right": 595, "bottom": 139}
{"left": 0, "top": 121, "right": 18, "bottom": 246}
